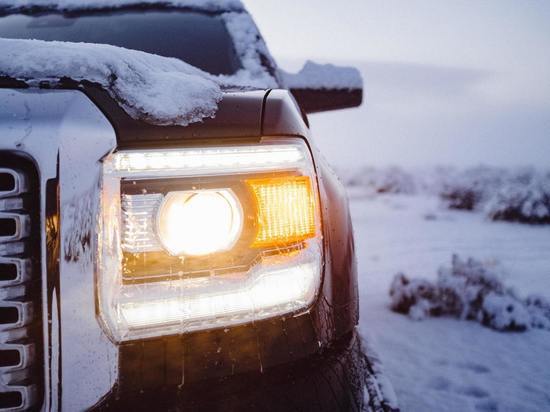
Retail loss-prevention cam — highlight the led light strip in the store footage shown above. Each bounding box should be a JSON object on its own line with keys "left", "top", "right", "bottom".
{"left": 106, "top": 145, "right": 306, "bottom": 177}
{"left": 120, "top": 261, "right": 318, "bottom": 332}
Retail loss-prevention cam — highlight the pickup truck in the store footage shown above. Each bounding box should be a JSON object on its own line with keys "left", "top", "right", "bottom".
{"left": 0, "top": 1, "right": 397, "bottom": 411}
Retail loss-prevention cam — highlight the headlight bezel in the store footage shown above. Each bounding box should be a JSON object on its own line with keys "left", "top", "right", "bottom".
{"left": 97, "top": 137, "right": 324, "bottom": 342}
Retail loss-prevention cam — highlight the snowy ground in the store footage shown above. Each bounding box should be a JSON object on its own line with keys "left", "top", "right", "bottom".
{"left": 352, "top": 192, "right": 550, "bottom": 412}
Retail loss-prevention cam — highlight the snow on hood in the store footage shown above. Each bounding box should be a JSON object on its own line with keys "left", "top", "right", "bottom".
{"left": 281, "top": 60, "right": 362, "bottom": 90}
{"left": 0, "top": 37, "right": 224, "bottom": 126}
{"left": 0, "top": 0, "right": 244, "bottom": 12}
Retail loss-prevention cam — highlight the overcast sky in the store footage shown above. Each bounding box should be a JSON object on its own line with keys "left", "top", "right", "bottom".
{"left": 244, "top": 0, "right": 550, "bottom": 169}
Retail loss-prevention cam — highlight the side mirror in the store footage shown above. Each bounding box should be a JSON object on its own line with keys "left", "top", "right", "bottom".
{"left": 281, "top": 61, "right": 363, "bottom": 114}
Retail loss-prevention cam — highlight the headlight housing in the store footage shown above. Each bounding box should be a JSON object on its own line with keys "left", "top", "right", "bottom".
{"left": 97, "top": 138, "right": 323, "bottom": 342}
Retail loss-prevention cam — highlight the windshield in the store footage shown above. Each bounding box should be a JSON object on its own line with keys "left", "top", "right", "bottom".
{"left": 0, "top": 9, "right": 242, "bottom": 75}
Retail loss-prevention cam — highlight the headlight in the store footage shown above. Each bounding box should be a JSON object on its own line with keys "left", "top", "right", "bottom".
{"left": 157, "top": 189, "right": 243, "bottom": 256}
{"left": 97, "top": 139, "right": 322, "bottom": 342}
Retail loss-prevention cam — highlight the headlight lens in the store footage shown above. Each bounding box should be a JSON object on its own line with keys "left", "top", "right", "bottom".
{"left": 98, "top": 139, "right": 322, "bottom": 342}
{"left": 157, "top": 189, "right": 243, "bottom": 256}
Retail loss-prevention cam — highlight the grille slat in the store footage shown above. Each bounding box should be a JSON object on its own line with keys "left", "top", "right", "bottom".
{"left": 0, "top": 163, "right": 41, "bottom": 412}
{"left": 0, "top": 286, "right": 28, "bottom": 301}
{"left": 0, "top": 244, "right": 25, "bottom": 258}
{"left": 0, "top": 385, "right": 37, "bottom": 411}
{"left": 0, "top": 169, "right": 27, "bottom": 200}
{"left": 0, "top": 303, "right": 32, "bottom": 330}
{"left": 0, "top": 329, "right": 27, "bottom": 345}
{"left": 0, "top": 368, "right": 33, "bottom": 387}
{"left": 0, "top": 214, "right": 30, "bottom": 243}
{"left": 0, "top": 259, "right": 31, "bottom": 287}
{"left": 0, "top": 344, "right": 34, "bottom": 372}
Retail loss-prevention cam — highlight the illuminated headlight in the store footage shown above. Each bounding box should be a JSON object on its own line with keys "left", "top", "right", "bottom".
{"left": 98, "top": 139, "right": 322, "bottom": 342}
{"left": 157, "top": 190, "right": 243, "bottom": 256}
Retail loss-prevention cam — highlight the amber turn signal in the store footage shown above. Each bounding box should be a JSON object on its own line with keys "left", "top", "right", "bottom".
{"left": 247, "top": 176, "right": 316, "bottom": 248}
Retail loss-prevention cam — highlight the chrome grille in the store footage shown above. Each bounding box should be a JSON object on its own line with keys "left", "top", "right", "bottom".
{"left": 0, "top": 163, "right": 41, "bottom": 412}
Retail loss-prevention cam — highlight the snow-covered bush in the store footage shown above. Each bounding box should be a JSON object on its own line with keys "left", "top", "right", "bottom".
{"left": 437, "top": 167, "right": 550, "bottom": 224}
{"left": 344, "top": 166, "right": 417, "bottom": 195}
{"left": 438, "top": 166, "right": 505, "bottom": 211}
{"left": 340, "top": 164, "right": 550, "bottom": 224}
{"left": 484, "top": 170, "right": 550, "bottom": 224}
{"left": 389, "top": 255, "right": 550, "bottom": 332}
{"left": 389, "top": 274, "right": 438, "bottom": 320}
{"left": 524, "top": 295, "right": 550, "bottom": 330}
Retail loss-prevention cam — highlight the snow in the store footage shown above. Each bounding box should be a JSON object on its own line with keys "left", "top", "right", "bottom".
{"left": 220, "top": 12, "right": 278, "bottom": 89}
{"left": 0, "top": 37, "right": 223, "bottom": 126}
{"left": 352, "top": 192, "right": 550, "bottom": 411}
{"left": 0, "top": 0, "right": 244, "bottom": 12}
{"left": 281, "top": 60, "right": 363, "bottom": 90}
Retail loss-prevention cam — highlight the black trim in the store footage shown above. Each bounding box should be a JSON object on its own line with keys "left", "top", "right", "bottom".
{"left": 45, "top": 155, "right": 61, "bottom": 410}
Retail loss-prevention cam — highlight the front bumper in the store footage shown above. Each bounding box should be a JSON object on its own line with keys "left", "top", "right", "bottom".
{"left": 93, "top": 330, "right": 398, "bottom": 412}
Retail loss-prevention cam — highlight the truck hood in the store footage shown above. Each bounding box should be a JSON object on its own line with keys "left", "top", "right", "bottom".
{"left": 83, "top": 85, "right": 267, "bottom": 148}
